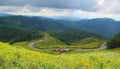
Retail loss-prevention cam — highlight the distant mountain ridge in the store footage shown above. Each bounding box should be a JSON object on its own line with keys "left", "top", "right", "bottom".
{"left": 60, "top": 18, "right": 120, "bottom": 37}
{"left": 0, "top": 15, "right": 120, "bottom": 37}
{"left": 0, "top": 13, "right": 12, "bottom": 17}
{"left": 0, "top": 16, "right": 69, "bottom": 32}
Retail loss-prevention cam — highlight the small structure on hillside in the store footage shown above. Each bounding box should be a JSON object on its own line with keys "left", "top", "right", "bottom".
{"left": 53, "top": 48, "right": 72, "bottom": 53}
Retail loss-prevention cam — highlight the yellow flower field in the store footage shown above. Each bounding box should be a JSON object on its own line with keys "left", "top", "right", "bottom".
{"left": 0, "top": 42, "right": 120, "bottom": 69}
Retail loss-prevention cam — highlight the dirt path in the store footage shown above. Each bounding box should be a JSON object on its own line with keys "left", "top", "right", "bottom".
{"left": 28, "top": 40, "right": 45, "bottom": 50}
{"left": 75, "top": 42, "right": 107, "bottom": 51}
{"left": 28, "top": 40, "right": 107, "bottom": 51}
{"left": 28, "top": 40, "right": 55, "bottom": 50}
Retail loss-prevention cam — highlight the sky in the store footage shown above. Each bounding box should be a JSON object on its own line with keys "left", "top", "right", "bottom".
{"left": 0, "top": 0, "right": 120, "bottom": 20}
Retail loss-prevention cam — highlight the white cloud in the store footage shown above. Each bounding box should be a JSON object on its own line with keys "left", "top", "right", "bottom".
{"left": 7, "top": 7, "right": 70, "bottom": 16}
{"left": 96, "top": 0, "right": 120, "bottom": 14}
{"left": 97, "top": 0, "right": 105, "bottom": 6}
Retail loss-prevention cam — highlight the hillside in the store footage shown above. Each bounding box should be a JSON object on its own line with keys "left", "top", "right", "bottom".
{"left": 0, "top": 16, "right": 69, "bottom": 32}
{"left": 71, "top": 37, "right": 103, "bottom": 48}
{"left": 0, "top": 27, "right": 43, "bottom": 43}
{"left": 1, "top": 16, "right": 120, "bottom": 37}
{"left": 13, "top": 34, "right": 104, "bottom": 51}
{"left": 35, "top": 35, "right": 66, "bottom": 48}
{"left": 50, "top": 29, "right": 105, "bottom": 45}
{"left": 0, "top": 42, "right": 120, "bottom": 69}
{"left": 32, "top": 30, "right": 104, "bottom": 49}
{"left": 0, "top": 0, "right": 120, "bottom": 69}
{"left": 60, "top": 18, "right": 120, "bottom": 37}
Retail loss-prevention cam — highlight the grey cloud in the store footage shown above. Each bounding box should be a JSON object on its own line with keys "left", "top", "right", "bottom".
{"left": 96, "top": 0, "right": 120, "bottom": 14}
{"left": 0, "top": 0, "right": 97, "bottom": 11}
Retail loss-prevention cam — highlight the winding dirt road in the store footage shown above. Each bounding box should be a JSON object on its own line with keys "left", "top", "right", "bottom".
{"left": 28, "top": 40, "right": 54, "bottom": 50}
{"left": 28, "top": 40, "right": 44, "bottom": 50}
{"left": 28, "top": 40, "right": 107, "bottom": 51}
{"left": 75, "top": 42, "right": 107, "bottom": 51}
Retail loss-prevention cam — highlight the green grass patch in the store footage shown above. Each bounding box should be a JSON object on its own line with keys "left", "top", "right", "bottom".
{"left": 71, "top": 37, "right": 103, "bottom": 48}
{"left": 35, "top": 37, "right": 103, "bottom": 49}
{"left": 35, "top": 35, "right": 67, "bottom": 48}
{"left": 14, "top": 39, "right": 40, "bottom": 50}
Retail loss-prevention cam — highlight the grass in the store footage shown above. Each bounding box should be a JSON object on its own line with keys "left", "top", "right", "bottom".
{"left": 14, "top": 39, "right": 39, "bottom": 50}
{"left": 35, "top": 37, "right": 103, "bottom": 49}
{"left": 71, "top": 37, "right": 103, "bottom": 48}
{"left": 13, "top": 36, "right": 104, "bottom": 54}
{"left": 35, "top": 35, "right": 66, "bottom": 48}
{"left": 0, "top": 42, "right": 120, "bottom": 69}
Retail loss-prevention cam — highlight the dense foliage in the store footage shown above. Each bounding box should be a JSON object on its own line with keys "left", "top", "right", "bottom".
{"left": 61, "top": 18, "right": 120, "bottom": 37}
{"left": 50, "top": 29, "right": 105, "bottom": 45}
{"left": 1, "top": 16, "right": 120, "bottom": 37}
{"left": 107, "top": 33, "right": 120, "bottom": 49}
{"left": 0, "top": 27, "right": 43, "bottom": 44}
{"left": 0, "top": 16, "right": 69, "bottom": 32}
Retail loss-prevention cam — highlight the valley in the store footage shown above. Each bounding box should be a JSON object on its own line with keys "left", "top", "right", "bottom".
{"left": 28, "top": 36, "right": 107, "bottom": 51}
{"left": 0, "top": 16, "right": 120, "bottom": 69}
{"left": 0, "top": 0, "right": 120, "bottom": 68}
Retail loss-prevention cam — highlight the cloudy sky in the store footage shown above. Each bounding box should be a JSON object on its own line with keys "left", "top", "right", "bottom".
{"left": 0, "top": 0, "right": 120, "bottom": 20}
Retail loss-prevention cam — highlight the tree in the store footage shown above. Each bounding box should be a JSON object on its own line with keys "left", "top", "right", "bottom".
{"left": 107, "top": 33, "right": 120, "bottom": 49}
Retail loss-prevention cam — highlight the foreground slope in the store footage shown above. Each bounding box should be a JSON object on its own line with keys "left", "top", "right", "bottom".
{"left": 0, "top": 42, "right": 120, "bottom": 69}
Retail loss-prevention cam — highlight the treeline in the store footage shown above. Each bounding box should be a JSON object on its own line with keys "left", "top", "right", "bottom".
{"left": 0, "top": 27, "right": 43, "bottom": 44}
{"left": 50, "top": 29, "right": 105, "bottom": 45}
{"left": 107, "top": 33, "right": 120, "bottom": 49}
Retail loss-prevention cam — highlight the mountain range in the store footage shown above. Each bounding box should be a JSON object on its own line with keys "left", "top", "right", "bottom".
{"left": 0, "top": 15, "right": 120, "bottom": 37}
{"left": 0, "top": 16, "right": 69, "bottom": 32}
{"left": 60, "top": 18, "right": 120, "bottom": 37}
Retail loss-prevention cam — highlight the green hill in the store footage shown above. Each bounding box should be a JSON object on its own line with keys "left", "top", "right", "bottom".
{"left": 71, "top": 37, "right": 103, "bottom": 48}
{"left": 50, "top": 29, "right": 105, "bottom": 45}
{"left": 1, "top": 16, "right": 120, "bottom": 37}
{"left": 11, "top": 29, "right": 105, "bottom": 49}
{"left": 61, "top": 18, "right": 120, "bottom": 37}
{"left": 35, "top": 35, "right": 66, "bottom": 48}
{"left": 0, "top": 16, "right": 69, "bottom": 32}
{"left": 0, "top": 27, "right": 43, "bottom": 44}
{"left": 34, "top": 34, "right": 103, "bottom": 49}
